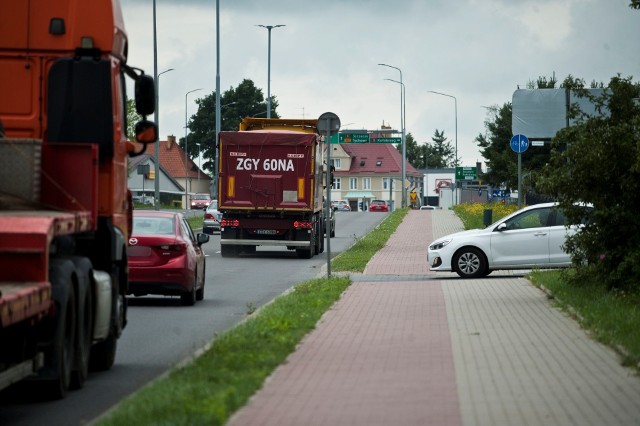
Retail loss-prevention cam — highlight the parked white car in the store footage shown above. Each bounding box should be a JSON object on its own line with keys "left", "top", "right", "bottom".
{"left": 428, "top": 202, "right": 589, "bottom": 278}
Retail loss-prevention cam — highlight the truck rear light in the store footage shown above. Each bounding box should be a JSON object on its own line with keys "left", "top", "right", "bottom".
{"left": 298, "top": 178, "right": 304, "bottom": 200}
{"left": 294, "top": 221, "right": 312, "bottom": 229}
{"left": 221, "top": 219, "right": 239, "bottom": 227}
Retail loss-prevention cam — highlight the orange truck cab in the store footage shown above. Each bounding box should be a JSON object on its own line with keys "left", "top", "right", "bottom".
{"left": 0, "top": 0, "right": 157, "bottom": 398}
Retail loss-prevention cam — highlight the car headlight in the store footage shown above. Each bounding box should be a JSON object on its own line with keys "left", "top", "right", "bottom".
{"left": 429, "top": 238, "right": 452, "bottom": 251}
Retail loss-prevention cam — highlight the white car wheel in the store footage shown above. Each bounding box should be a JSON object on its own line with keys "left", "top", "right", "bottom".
{"left": 453, "top": 248, "right": 487, "bottom": 278}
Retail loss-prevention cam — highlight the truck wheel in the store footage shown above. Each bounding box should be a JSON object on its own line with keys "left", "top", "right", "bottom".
{"left": 70, "top": 257, "right": 93, "bottom": 390}
{"left": 221, "top": 245, "right": 236, "bottom": 257}
{"left": 296, "top": 245, "right": 313, "bottom": 259}
{"left": 43, "top": 259, "right": 77, "bottom": 399}
{"left": 89, "top": 335, "right": 117, "bottom": 371}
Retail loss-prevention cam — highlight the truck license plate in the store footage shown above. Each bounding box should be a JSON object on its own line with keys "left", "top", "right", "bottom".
{"left": 256, "top": 229, "right": 277, "bottom": 235}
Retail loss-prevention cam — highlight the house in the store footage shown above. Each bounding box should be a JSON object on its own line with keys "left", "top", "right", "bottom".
{"left": 327, "top": 143, "right": 422, "bottom": 211}
{"left": 127, "top": 135, "right": 211, "bottom": 208}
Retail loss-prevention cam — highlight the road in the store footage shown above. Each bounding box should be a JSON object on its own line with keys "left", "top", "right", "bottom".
{"left": 0, "top": 211, "right": 387, "bottom": 426}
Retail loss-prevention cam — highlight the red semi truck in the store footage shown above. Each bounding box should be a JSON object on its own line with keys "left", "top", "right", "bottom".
{"left": 0, "top": 0, "right": 157, "bottom": 397}
{"left": 218, "top": 118, "right": 326, "bottom": 258}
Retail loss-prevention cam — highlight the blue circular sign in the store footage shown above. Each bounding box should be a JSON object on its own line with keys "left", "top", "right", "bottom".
{"left": 510, "top": 134, "right": 529, "bottom": 153}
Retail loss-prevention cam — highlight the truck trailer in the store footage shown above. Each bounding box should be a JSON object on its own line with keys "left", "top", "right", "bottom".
{"left": 0, "top": 0, "right": 157, "bottom": 398}
{"left": 218, "top": 118, "right": 326, "bottom": 258}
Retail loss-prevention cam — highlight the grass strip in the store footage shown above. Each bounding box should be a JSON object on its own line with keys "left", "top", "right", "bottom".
{"left": 98, "top": 210, "right": 407, "bottom": 425}
{"left": 331, "top": 208, "right": 408, "bottom": 272}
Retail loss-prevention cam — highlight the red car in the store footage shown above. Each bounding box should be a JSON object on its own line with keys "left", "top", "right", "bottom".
{"left": 369, "top": 199, "right": 389, "bottom": 212}
{"left": 127, "top": 211, "right": 209, "bottom": 306}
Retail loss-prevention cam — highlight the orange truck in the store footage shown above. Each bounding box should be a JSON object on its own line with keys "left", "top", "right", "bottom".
{"left": 0, "top": 0, "right": 157, "bottom": 398}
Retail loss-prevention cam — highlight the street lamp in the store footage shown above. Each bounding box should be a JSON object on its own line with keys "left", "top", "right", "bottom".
{"left": 256, "top": 24, "right": 285, "bottom": 118}
{"left": 379, "top": 63, "right": 406, "bottom": 208}
{"left": 427, "top": 91, "right": 457, "bottom": 167}
{"left": 185, "top": 88, "right": 203, "bottom": 209}
{"left": 153, "top": 67, "right": 174, "bottom": 210}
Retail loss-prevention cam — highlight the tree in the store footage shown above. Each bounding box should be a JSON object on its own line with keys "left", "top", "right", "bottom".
{"left": 475, "top": 76, "right": 558, "bottom": 189}
{"left": 126, "top": 98, "right": 142, "bottom": 141}
{"left": 183, "top": 79, "right": 277, "bottom": 173}
{"left": 539, "top": 75, "right": 640, "bottom": 290}
{"left": 414, "top": 129, "right": 456, "bottom": 169}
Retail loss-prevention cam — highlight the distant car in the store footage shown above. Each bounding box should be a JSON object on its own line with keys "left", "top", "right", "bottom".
{"left": 332, "top": 200, "right": 351, "bottom": 211}
{"left": 127, "top": 210, "right": 210, "bottom": 305}
{"left": 191, "top": 193, "right": 211, "bottom": 210}
{"left": 203, "top": 201, "right": 223, "bottom": 234}
{"left": 428, "top": 202, "right": 590, "bottom": 278}
{"left": 420, "top": 205, "right": 436, "bottom": 210}
{"left": 133, "top": 195, "right": 154, "bottom": 205}
{"left": 369, "top": 199, "right": 389, "bottom": 212}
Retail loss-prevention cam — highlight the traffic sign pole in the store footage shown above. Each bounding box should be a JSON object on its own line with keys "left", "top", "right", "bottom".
{"left": 510, "top": 134, "right": 529, "bottom": 209}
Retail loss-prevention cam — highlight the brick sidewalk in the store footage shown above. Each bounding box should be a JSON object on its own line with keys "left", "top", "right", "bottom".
{"left": 227, "top": 210, "right": 640, "bottom": 426}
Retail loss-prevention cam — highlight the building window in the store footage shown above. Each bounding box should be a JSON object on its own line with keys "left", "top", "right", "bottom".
{"left": 334, "top": 177, "right": 341, "bottom": 190}
{"left": 363, "top": 177, "right": 371, "bottom": 190}
{"left": 349, "top": 177, "right": 358, "bottom": 190}
{"left": 331, "top": 158, "right": 341, "bottom": 169}
{"left": 383, "top": 178, "right": 395, "bottom": 190}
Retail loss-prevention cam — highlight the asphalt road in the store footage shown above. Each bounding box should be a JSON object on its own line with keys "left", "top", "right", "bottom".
{"left": 0, "top": 210, "right": 387, "bottom": 426}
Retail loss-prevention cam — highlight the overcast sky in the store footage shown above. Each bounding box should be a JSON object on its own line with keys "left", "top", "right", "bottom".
{"left": 120, "top": 0, "right": 639, "bottom": 168}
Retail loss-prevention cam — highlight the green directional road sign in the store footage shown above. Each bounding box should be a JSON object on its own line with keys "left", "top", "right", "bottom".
{"left": 455, "top": 166, "right": 477, "bottom": 181}
{"left": 375, "top": 137, "right": 401, "bottom": 144}
{"left": 339, "top": 133, "right": 370, "bottom": 143}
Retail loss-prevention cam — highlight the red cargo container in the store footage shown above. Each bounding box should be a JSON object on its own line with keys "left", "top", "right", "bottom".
{"left": 218, "top": 119, "right": 325, "bottom": 258}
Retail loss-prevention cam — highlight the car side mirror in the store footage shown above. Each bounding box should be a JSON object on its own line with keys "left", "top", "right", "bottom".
{"left": 496, "top": 223, "right": 507, "bottom": 232}
{"left": 197, "top": 233, "right": 210, "bottom": 245}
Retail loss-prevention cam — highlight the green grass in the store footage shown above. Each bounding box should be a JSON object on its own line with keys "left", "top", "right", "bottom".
{"left": 332, "top": 208, "right": 408, "bottom": 272}
{"left": 529, "top": 270, "right": 640, "bottom": 370}
{"left": 97, "top": 209, "right": 408, "bottom": 426}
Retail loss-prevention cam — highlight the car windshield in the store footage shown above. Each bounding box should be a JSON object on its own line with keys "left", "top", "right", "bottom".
{"left": 133, "top": 217, "right": 175, "bottom": 235}
{"left": 194, "top": 195, "right": 210, "bottom": 200}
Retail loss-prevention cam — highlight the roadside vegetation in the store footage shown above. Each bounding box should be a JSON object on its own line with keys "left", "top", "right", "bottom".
{"left": 97, "top": 209, "right": 407, "bottom": 426}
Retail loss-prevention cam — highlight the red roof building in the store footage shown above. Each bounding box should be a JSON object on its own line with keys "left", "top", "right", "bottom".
{"left": 327, "top": 143, "right": 422, "bottom": 210}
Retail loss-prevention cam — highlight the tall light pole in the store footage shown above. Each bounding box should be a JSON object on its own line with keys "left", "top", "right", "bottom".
{"left": 257, "top": 24, "right": 285, "bottom": 118}
{"left": 153, "top": 68, "right": 174, "bottom": 210}
{"left": 428, "top": 91, "right": 457, "bottom": 167}
{"left": 214, "top": 0, "right": 221, "bottom": 200}
{"left": 185, "top": 88, "right": 202, "bottom": 209}
{"left": 379, "top": 63, "right": 406, "bottom": 208}
{"left": 384, "top": 78, "right": 406, "bottom": 209}
{"left": 428, "top": 90, "right": 458, "bottom": 205}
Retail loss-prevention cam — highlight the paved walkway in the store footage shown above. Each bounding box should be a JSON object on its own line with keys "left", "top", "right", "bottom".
{"left": 227, "top": 210, "right": 640, "bottom": 426}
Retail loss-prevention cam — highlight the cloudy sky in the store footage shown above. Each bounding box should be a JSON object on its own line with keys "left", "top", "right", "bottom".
{"left": 120, "top": 0, "right": 639, "bottom": 168}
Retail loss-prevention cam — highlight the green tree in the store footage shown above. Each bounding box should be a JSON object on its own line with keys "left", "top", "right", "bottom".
{"left": 475, "top": 76, "right": 558, "bottom": 189}
{"left": 421, "top": 129, "right": 456, "bottom": 168}
{"left": 126, "top": 98, "right": 142, "bottom": 141}
{"left": 539, "top": 75, "right": 640, "bottom": 290}
{"left": 183, "top": 79, "right": 277, "bottom": 173}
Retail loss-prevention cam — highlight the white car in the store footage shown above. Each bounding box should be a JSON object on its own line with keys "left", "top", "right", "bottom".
{"left": 428, "top": 202, "right": 588, "bottom": 278}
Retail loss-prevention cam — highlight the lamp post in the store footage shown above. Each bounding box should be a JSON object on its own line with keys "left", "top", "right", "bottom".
{"left": 256, "top": 24, "right": 285, "bottom": 118}
{"left": 427, "top": 91, "right": 457, "bottom": 167}
{"left": 379, "top": 63, "right": 406, "bottom": 208}
{"left": 428, "top": 90, "right": 457, "bottom": 205}
{"left": 185, "top": 88, "right": 202, "bottom": 209}
{"left": 153, "top": 68, "right": 174, "bottom": 210}
{"left": 384, "top": 78, "right": 406, "bottom": 209}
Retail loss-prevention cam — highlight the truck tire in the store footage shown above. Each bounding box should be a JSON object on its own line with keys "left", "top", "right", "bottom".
{"left": 42, "top": 259, "right": 77, "bottom": 399}
{"left": 89, "top": 335, "right": 117, "bottom": 372}
{"left": 221, "top": 245, "right": 237, "bottom": 257}
{"left": 196, "top": 266, "right": 205, "bottom": 301}
{"left": 69, "top": 257, "right": 94, "bottom": 390}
